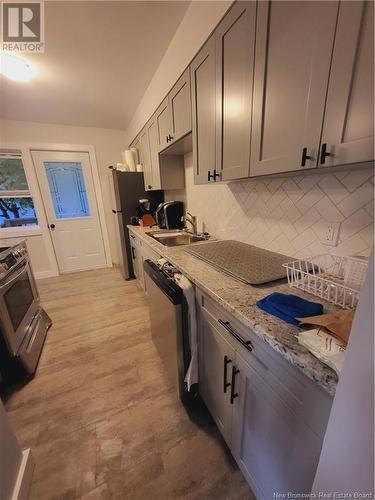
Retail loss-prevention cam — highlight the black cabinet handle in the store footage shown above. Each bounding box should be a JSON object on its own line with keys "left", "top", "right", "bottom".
{"left": 218, "top": 320, "right": 253, "bottom": 352}
{"left": 112, "top": 209, "right": 122, "bottom": 214}
{"left": 48, "top": 223, "right": 55, "bottom": 230}
{"left": 208, "top": 169, "right": 220, "bottom": 182}
{"left": 223, "top": 355, "right": 232, "bottom": 393}
{"left": 148, "top": 185, "right": 152, "bottom": 190}
{"left": 301, "top": 147, "right": 312, "bottom": 167}
{"left": 131, "top": 246, "right": 136, "bottom": 259}
{"left": 166, "top": 135, "right": 170, "bottom": 143}
{"left": 320, "top": 143, "right": 331, "bottom": 164}
{"left": 230, "top": 365, "right": 240, "bottom": 404}
{"left": 168, "top": 134, "right": 174, "bottom": 142}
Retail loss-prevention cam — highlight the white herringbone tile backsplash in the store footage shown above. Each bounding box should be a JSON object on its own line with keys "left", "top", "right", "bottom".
{"left": 166, "top": 153, "right": 374, "bottom": 259}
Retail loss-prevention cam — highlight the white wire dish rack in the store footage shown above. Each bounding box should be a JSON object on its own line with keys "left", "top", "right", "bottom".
{"left": 282, "top": 254, "right": 368, "bottom": 308}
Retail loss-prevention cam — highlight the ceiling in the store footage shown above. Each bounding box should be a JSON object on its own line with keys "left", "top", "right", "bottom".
{"left": 0, "top": 1, "right": 190, "bottom": 130}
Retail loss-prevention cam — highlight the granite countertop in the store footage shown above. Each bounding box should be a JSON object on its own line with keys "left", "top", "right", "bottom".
{"left": 128, "top": 225, "right": 339, "bottom": 396}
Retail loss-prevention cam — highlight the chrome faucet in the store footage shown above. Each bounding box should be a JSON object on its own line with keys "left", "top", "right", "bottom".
{"left": 185, "top": 212, "right": 198, "bottom": 235}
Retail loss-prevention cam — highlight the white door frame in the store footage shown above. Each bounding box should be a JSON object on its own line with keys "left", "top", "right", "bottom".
{"left": 1, "top": 142, "right": 112, "bottom": 277}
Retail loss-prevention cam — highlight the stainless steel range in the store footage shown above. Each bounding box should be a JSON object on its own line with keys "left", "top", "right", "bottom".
{"left": 0, "top": 241, "right": 51, "bottom": 382}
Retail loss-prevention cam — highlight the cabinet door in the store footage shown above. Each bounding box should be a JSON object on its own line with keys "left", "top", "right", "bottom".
{"left": 146, "top": 117, "right": 162, "bottom": 191}
{"left": 155, "top": 97, "right": 172, "bottom": 152}
{"left": 130, "top": 135, "right": 141, "bottom": 165}
{"left": 320, "top": 1, "right": 374, "bottom": 167}
{"left": 190, "top": 35, "right": 216, "bottom": 185}
{"left": 198, "top": 308, "right": 234, "bottom": 445}
{"left": 232, "top": 352, "right": 323, "bottom": 500}
{"left": 139, "top": 127, "right": 153, "bottom": 191}
{"left": 250, "top": 1, "right": 339, "bottom": 176}
{"left": 169, "top": 68, "right": 191, "bottom": 143}
{"left": 216, "top": 1, "right": 256, "bottom": 181}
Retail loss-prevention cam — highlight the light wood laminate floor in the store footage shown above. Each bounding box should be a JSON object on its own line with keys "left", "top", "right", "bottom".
{"left": 5, "top": 268, "right": 253, "bottom": 500}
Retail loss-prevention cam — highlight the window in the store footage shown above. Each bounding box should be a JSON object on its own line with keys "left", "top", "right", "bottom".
{"left": 44, "top": 162, "right": 90, "bottom": 218}
{"left": 0, "top": 155, "right": 38, "bottom": 229}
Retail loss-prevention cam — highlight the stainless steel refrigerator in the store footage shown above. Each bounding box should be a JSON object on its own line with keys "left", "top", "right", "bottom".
{"left": 112, "top": 171, "right": 164, "bottom": 279}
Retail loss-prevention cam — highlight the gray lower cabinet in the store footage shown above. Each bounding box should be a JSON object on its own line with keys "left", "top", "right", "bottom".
{"left": 169, "top": 68, "right": 191, "bottom": 144}
{"left": 199, "top": 308, "right": 234, "bottom": 446}
{"left": 190, "top": 34, "right": 217, "bottom": 185}
{"left": 232, "top": 352, "right": 324, "bottom": 500}
{"left": 319, "top": 0, "right": 374, "bottom": 168}
{"left": 197, "top": 289, "right": 333, "bottom": 499}
{"left": 250, "top": 0, "right": 339, "bottom": 177}
{"left": 216, "top": 1, "right": 256, "bottom": 181}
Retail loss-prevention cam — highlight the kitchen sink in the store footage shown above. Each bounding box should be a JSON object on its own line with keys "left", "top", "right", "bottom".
{"left": 147, "top": 231, "right": 207, "bottom": 247}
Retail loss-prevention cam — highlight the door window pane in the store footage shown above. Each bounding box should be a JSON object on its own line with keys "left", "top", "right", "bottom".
{"left": 0, "top": 197, "right": 38, "bottom": 228}
{"left": 45, "top": 162, "right": 90, "bottom": 219}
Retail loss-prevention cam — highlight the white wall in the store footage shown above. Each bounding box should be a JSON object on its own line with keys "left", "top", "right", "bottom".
{"left": 0, "top": 119, "right": 126, "bottom": 269}
{"left": 312, "top": 249, "right": 374, "bottom": 496}
{"left": 124, "top": 0, "right": 232, "bottom": 146}
{"left": 166, "top": 154, "right": 374, "bottom": 259}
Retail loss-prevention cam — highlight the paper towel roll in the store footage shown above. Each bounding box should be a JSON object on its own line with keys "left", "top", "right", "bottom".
{"left": 130, "top": 147, "right": 139, "bottom": 165}
{"left": 123, "top": 150, "right": 136, "bottom": 171}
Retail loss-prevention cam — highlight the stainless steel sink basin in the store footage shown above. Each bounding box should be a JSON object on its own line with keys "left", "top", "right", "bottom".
{"left": 147, "top": 231, "right": 207, "bottom": 247}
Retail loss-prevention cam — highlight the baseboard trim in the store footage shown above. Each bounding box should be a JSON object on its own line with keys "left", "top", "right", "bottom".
{"left": 11, "top": 448, "right": 34, "bottom": 500}
{"left": 35, "top": 270, "right": 58, "bottom": 280}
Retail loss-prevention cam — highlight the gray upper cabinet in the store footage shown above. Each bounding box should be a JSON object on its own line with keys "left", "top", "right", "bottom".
{"left": 155, "top": 97, "right": 171, "bottom": 153}
{"left": 216, "top": 1, "right": 256, "bottom": 181}
{"left": 169, "top": 68, "right": 191, "bottom": 143}
{"left": 190, "top": 35, "right": 217, "bottom": 185}
{"left": 319, "top": 1, "right": 374, "bottom": 168}
{"left": 250, "top": 1, "right": 339, "bottom": 177}
{"left": 139, "top": 127, "right": 154, "bottom": 191}
{"left": 232, "top": 352, "right": 324, "bottom": 499}
{"left": 146, "top": 116, "right": 162, "bottom": 190}
{"left": 198, "top": 308, "right": 234, "bottom": 446}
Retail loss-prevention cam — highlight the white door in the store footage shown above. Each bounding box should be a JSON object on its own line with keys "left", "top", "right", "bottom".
{"left": 32, "top": 151, "right": 107, "bottom": 273}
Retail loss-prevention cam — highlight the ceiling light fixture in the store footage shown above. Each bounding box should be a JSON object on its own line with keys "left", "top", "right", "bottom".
{"left": 0, "top": 52, "right": 38, "bottom": 82}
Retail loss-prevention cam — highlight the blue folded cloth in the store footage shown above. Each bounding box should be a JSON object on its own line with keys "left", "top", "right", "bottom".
{"left": 256, "top": 292, "right": 323, "bottom": 325}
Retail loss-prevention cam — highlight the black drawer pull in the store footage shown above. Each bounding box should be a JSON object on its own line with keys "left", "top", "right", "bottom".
{"left": 301, "top": 147, "right": 312, "bottom": 167}
{"left": 320, "top": 143, "right": 331, "bottom": 164}
{"left": 230, "top": 365, "right": 240, "bottom": 404}
{"left": 223, "top": 355, "right": 231, "bottom": 393}
{"left": 218, "top": 319, "right": 253, "bottom": 352}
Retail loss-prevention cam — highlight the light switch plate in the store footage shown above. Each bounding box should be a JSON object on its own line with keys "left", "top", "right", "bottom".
{"left": 320, "top": 222, "right": 341, "bottom": 246}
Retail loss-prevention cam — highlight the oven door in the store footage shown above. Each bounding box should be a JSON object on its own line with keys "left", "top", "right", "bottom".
{"left": 0, "top": 260, "right": 39, "bottom": 356}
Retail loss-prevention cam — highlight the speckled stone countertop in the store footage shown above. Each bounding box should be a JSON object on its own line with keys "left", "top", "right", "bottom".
{"left": 128, "top": 225, "right": 338, "bottom": 396}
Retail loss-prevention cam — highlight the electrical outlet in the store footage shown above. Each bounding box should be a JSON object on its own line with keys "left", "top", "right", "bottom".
{"left": 320, "top": 222, "right": 341, "bottom": 246}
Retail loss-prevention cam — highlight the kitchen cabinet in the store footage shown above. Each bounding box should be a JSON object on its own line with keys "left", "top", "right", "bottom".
{"left": 190, "top": 35, "right": 217, "bottom": 185}
{"left": 232, "top": 352, "right": 324, "bottom": 499}
{"left": 146, "top": 116, "right": 162, "bottom": 190}
{"left": 155, "top": 97, "right": 171, "bottom": 152}
{"left": 196, "top": 289, "right": 333, "bottom": 499}
{"left": 169, "top": 68, "right": 191, "bottom": 144}
{"left": 129, "top": 232, "right": 142, "bottom": 285}
{"left": 139, "top": 127, "right": 153, "bottom": 191}
{"left": 250, "top": 0, "right": 339, "bottom": 177}
{"left": 319, "top": 0, "right": 374, "bottom": 167}
{"left": 216, "top": 1, "right": 256, "bottom": 181}
{"left": 198, "top": 308, "right": 235, "bottom": 446}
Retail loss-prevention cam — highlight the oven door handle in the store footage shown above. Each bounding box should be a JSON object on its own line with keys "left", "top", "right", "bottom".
{"left": 0, "top": 261, "right": 28, "bottom": 289}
